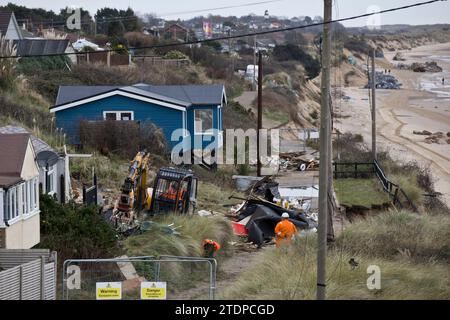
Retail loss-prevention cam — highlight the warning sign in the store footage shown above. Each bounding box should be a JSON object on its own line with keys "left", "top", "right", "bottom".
{"left": 141, "top": 282, "right": 167, "bottom": 300}
{"left": 96, "top": 282, "right": 122, "bottom": 300}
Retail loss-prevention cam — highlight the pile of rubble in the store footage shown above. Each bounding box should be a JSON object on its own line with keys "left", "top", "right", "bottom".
{"left": 396, "top": 63, "right": 411, "bottom": 70}
{"left": 227, "top": 176, "right": 318, "bottom": 246}
{"left": 279, "top": 151, "right": 319, "bottom": 171}
{"left": 396, "top": 61, "right": 443, "bottom": 73}
{"left": 413, "top": 130, "right": 450, "bottom": 144}
{"left": 411, "top": 61, "right": 443, "bottom": 73}
{"left": 393, "top": 52, "right": 406, "bottom": 61}
{"left": 366, "top": 71, "right": 402, "bottom": 90}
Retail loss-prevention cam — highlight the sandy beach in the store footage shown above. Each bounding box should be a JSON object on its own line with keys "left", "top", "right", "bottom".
{"left": 338, "top": 42, "right": 450, "bottom": 206}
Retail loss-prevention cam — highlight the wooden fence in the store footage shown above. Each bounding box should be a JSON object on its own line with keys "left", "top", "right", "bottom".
{"left": 77, "top": 51, "right": 130, "bottom": 66}
{"left": 133, "top": 55, "right": 190, "bottom": 67}
{"left": 0, "top": 249, "right": 57, "bottom": 300}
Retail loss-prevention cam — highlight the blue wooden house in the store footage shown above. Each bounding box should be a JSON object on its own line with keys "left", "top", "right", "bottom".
{"left": 50, "top": 83, "right": 227, "bottom": 153}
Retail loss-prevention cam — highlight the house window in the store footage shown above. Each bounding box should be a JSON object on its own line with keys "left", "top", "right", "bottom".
{"left": 194, "top": 109, "right": 213, "bottom": 134}
{"left": 47, "top": 164, "right": 57, "bottom": 194}
{"left": 120, "top": 112, "right": 132, "bottom": 121}
{"left": 34, "top": 177, "right": 38, "bottom": 210}
{"left": 103, "top": 111, "right": 134, "bottom": 121}
{"left": 21, "top": 184, "right": 26, "bottom": 214}
{"left": 26, "top": 180, "right": 31, "bottom": 213}
{"left": 7, "top": 186, "right": 19, "bottom": 221}
{"left": 105, "top": 112, "right": 117, "bottom": 121}
{"left": 5, "top": 178, "right": 39, "bottom": 222}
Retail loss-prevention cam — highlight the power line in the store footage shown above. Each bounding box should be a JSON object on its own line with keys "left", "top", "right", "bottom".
{"left": 15, "top": 0, "right": 283, "bottom": 27}
{"left": 1, "top": 0, "right": 446, "bottom": 59}
{"left": 159, "top": 0, "right": 283, "bottom": 17}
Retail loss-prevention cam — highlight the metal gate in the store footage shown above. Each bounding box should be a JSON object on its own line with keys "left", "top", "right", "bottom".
{"left": 62, "top": 256, "right": 217, "bottom": 300}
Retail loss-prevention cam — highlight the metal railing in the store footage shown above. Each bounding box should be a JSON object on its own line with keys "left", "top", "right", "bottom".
{"left": 333, "top": 160, "right": 417, "bottom": 211}
{"left": 373, "top": 160, "right": 417, "bottom": 211}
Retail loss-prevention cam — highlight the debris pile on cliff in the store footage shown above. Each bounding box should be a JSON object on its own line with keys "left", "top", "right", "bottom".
{"left": 366, "top": 72, "right": 402, "bottom": 89}
{"left": 411, "top": 61, "right": 443, "bottom": 73}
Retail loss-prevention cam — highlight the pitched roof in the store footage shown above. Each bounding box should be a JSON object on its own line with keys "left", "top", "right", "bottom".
{"left": 14, "top": 38, "right": 69, "bottom": 56}
{"left": 0, "top": 10, "right": 22, "bottom": 40}
{"left": 53, "top": 83, "right": 226, "bottom": 109}
{"left": 0, "top": 126, "right": 56, "bottom": 155}
{"left": 0, "top": 133, "right": 30, "bottom": 187}
{"left": 0, "top": 10, "right": 12, "bottom": 36}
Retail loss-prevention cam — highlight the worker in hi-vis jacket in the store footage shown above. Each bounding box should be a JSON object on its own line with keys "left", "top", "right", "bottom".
{"left": 274, "top": 212, "right": 298, "bottom": 248}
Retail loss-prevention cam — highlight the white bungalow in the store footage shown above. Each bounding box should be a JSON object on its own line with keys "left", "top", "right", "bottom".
{"left": 0, "top": 133, "right": 40, "bottom": 249}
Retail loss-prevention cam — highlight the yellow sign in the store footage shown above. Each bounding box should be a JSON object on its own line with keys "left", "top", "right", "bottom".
{"left": 96, "top": 282, "right": 122, "bottom": 300}
{"left": 141, "top": 282, "right": 167, "bottom": 300}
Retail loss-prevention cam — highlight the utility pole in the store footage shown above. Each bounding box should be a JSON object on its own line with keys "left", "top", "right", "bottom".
{"left": 371, "top": 48, "right": 377, "bottom": 161}
{"left": 257, "top": 51, "right": 263, "bottom": 177}
{"left": 253, "top": 35, "right": 257, "bottom": 91}
{"left": 317, "top": 0, "right": 332, "bottom": 301}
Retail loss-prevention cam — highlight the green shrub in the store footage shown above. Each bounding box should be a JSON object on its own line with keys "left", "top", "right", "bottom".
{"left": 163, "top": 50, "right": 187, "bottom": 60}
{"left": 17, "top": 56, "right": 71, "bottom": 74}
{"left": 273, "top": 44, "right": 321, "bottom": 79}
{"left": 337, "top": 210, "right": 450, "bottom": 262}
{"left": 37, "top": 195, "right": 120, "bottom": 263}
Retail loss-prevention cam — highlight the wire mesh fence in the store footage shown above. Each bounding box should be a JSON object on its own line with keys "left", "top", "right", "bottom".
{"left": 62, "top": 256, "right": 217, "bottom": 300}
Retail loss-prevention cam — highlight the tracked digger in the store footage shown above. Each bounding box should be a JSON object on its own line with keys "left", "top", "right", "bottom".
{"left": 116, "top": 151, "right": 198, "bottom": 219}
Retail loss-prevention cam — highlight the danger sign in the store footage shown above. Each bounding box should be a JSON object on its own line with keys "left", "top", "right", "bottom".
{"left": 96, "top": 282, "right": 122, "bottom": 300}
{"left": 141, "top": 282, "right": 167, "bottom": 300}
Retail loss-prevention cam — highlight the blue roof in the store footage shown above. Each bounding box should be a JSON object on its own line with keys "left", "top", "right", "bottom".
{"left": 53, "top": 83, "right": 226, "bottom": 108}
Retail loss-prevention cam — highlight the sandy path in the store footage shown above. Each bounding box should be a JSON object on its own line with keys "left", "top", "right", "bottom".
{"left": 338, "top": 42, "right": 450, "bottom": 206}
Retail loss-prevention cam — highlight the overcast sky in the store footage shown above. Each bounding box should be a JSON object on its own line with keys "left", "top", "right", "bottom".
{"left": 2, "top": 0, "right": 449, "bottom": 27}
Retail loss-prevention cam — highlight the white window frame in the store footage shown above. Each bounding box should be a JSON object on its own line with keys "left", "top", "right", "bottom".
{"left": 194, "top": 109, "right": 214, "bottom": 135}
{"left": 46, "top": 164, "right": 57, "bottom": 195}
{"left": 103, "top": 111, "right": 134, "bottom": 121}
{"left": 6, "top": 177, "right": 40, "bottom": 224}
{"left": 6, "top": 185, "right": 19, "bottom": 222}
{"left": 34, "top": 177, "right": 39, "bottom": 210}
{"left": 26, "top": 180, "right": 31, "bottom": 214}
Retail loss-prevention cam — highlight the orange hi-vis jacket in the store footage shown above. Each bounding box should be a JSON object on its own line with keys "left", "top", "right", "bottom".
{"left": 202, "top": 239, "right": 221, "bottom": 251}
{"left": 274, "top": 219, "right": 297, "bottom": 247}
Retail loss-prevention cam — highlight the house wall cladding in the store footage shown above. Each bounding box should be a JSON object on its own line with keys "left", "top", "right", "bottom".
{"left": 55, "top": 95, "right": 183, "bottom": 147}
{"left": 0, "top": 249, "right": 57, "bottom": 300}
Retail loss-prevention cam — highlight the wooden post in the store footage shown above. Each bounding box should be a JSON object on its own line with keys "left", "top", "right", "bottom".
{"left": 60, "top": 174, "right": 65, "bottom": 204}
{"left": 371, "top": 49, "right": 377, "bottom": 160}
{"left": 41, "top": 256, "right": 45, "bottom": 300}
{"left": 82, "top": 185, "right": 86, "bottom": 204}
{"left": 257, "top": 51, "right": 263, "bottom": 177}
{"left": 253, "top": 35, "right": 257, "bottom": 91}
{"left": 317, "top": 0, "right": 332, "bottom": 301}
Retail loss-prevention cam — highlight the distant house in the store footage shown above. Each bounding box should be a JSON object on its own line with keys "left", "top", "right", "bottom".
{"left": 50, "top": 83, "right": 227, "bottom": 154}
{"left": 164, "top": 23, "right": 189, "bottom": 41}
{"left": 0, "top": 133, "right": 40, "bottom": 249}
{"left": 0, "top": 10, "right": 23, "bottom": 40}
{"left": 0, "top": 126, "right": 69, "bottom": 204}
{"left": 0, "top": 10, "right": 69, "bottom": 56}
